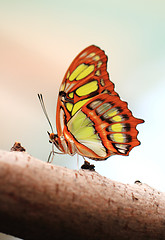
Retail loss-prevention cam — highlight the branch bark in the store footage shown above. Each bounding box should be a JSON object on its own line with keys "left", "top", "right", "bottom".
{"left": 0, "top": 150, "right": 165, "bottom": 240}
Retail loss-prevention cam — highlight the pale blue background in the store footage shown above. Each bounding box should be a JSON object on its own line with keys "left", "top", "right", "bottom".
{"left": 0, "top": 1, "right": 164, "bottom": 238}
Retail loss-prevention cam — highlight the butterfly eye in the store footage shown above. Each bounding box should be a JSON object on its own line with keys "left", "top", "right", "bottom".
{"left": 49, "top": 133, "right": 56, "bottom": 140}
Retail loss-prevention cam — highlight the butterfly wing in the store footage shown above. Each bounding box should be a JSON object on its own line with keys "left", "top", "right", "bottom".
{"left": 56, "top": 45, "right": 144, "bottom": 159}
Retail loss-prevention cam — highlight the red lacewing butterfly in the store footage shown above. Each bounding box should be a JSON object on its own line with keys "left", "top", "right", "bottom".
{"left": 38, "top": 45, "right": 144, "bottom": 162}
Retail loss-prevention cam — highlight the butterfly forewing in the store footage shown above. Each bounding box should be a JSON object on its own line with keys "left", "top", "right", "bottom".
{"left": 56, "top": 45, "right": 144, "bottom": 160}
{"left": 56, "top": 45, "right": 117, "bottom": 129}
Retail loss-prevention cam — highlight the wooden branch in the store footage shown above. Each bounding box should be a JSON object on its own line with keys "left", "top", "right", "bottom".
{"left": 0, "top": 150, "right": 165, "bottom": 240}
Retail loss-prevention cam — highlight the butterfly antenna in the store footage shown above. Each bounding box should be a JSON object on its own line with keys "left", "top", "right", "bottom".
{"left": 38, "top": 94, "right": 54, "bottom": 133}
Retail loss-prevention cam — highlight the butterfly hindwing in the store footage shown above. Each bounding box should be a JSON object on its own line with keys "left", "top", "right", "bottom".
{"left": 66, "top": 93, "right": 143, "bottom": 160}
{"left": 82, "top": 93, "right": 144, "bottom": 158}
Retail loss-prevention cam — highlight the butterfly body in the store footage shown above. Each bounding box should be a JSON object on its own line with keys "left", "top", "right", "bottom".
{"left": 49, "top": 45, "right": 144, "bottom": 160}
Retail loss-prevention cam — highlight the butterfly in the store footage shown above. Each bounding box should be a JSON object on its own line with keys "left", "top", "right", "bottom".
{"left": 38, "top": 45, "right": 144, "bottom": 162}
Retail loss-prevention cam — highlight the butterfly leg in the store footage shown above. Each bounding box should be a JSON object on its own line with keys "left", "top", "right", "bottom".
{"left": 82, "top": 156, "right": 86, "bottom": 163}
{"left": 47, "top": 143, "right": 55, "bottom": 163}
{"left": 47, "top": 151, "right": 53, "bottom": 163}
{"left": 47, "top": 143, "right": 65, "bottom": 163}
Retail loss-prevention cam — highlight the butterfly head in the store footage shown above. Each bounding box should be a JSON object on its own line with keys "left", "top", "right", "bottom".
{"left": 47, "top": 131, "right": 60, "bottom": 148}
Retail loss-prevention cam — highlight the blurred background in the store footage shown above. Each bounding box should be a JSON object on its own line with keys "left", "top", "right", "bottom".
{"left": 0, "top": 0, "right": 164, "bottom": 239}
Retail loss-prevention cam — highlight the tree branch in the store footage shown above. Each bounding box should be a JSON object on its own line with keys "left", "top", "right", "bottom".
{"left": 0, "top": 149, "right": 165, "bottom": 240}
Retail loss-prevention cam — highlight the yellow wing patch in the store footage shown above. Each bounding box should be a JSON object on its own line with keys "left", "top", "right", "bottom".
{"left": 72, "top": 98, "right": 91, "bottom": 116}
{"left": 95, "top": 70, "right": 101, "bottom": 76}
{"left": 97, "top": 61, "right": 102, "bottom": 68}
{"left": 69, "top": 92, "right": 74, "bottom": 98}
{"left": 93, "top": 55, "right": 100, "bottom": 61}
{"left": 106, "top": 108, "right": 118, "bottom": 118}
{"left": 69, "top": 64, "right": 88, "bottom": 81}
{"left": 109, "top": 123, "right": 123, "bottom": 132}
{"left": 76, "top": 65, "right": 95, "bottom": 80}
{"left": 110, "top": 133, "right": 126, "bottom": 143}
{"left": 69, "top": 64, "right": 95, "bottom": 81}
{"left": 66, "top": 71, "right": 70, "bottom": 79}
{"left": 112, "top": 115, "right": 122, "bottom": 122}
{"left": 67, "top": 110, "right": 107, "bottom": 158}
{"left": 66, "top": 102, "right": 73, "bottom": 112}
{"left": 76, "top": 81, "right": 98, "bottom": 97}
